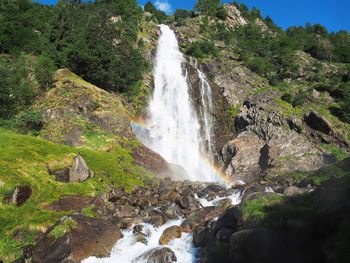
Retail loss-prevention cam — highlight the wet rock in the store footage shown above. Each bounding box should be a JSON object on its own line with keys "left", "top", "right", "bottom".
{"left": 159, "top": 226, "right": 182, "bottom": 245}
{"left": 117, "top": 205, "right": 136, "bottom": 218}
{"left": 32, "top": 214, "right": 123, "bottom": 263}
{"left": 137, "top": 233, "right": 148, "bottom": 245}
{"left": 181, "top": 206, "right": 223, "bottom": 233}
{"left": 145, "top": 215, "right": 164, "bottom": 227}
{"left": 283, "top": 186, "right": 304, "bottom": 196}
{"left": 3, "top": 186, "right": 32, "bottom": 206}
{"left": 133, "top": 247, "right": 177, "bottom": 263}
{"left": 193, "top": 226, "right": 208, "bottom": 247}
{"left": 133, "top": 225, "right": 144, "bottom": 234}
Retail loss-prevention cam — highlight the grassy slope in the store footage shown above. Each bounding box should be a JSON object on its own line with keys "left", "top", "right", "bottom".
{"left": 0, "top": 132, "right": 149, "bottom": 260}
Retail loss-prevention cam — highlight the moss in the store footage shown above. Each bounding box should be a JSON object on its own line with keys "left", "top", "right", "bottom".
{"left": 82, "top": 205, "right": 98, "bottom": 218}
{"left": 49, "top": 218, "right": 78, "bottom": 240}
{"left": 320, "top": 144, "right": 349, "bottom": 161}
{"left": 241, "top": 194, "right": 286, "bottom": 226}
{"left": 0, "top": 132, "right": 150, "bottom": 259}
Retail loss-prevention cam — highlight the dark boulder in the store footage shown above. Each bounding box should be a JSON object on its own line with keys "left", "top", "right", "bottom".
{"left": 159, "top": 225, "right": 182, "bottom": 245}
{"left": 304, "top": 111, "right": 332, "bottom": 135}
{"left": 32, "top": 214, "right": 123, "bottom": 263}
{"left": 3, "top": 186, "right": 32, "bottom": 206}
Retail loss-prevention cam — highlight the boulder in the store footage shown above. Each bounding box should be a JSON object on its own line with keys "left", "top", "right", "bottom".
{"left": 54, "top": 155, "right": 94, "bottom": 183}
{"left": 32, "top": 214, "right": 123, "bottom": 263}
{"left": 283, "top": 186, "right": 304, "bottom": 196}
{"left": 159, "top": 226, "right": 182, "bottom": 245}
{"left": 133, "top": 247, "right": 177, "bottom": 263}
{"left": 44, "top": 195, "right": 104, "bottom": 212}
{"left": 229, "top": 228, "right": 323, "bottom": 263}
{"left": 4, "top": 186, "right": 32, "bottom": 206}
{"left": 304, "top": 111, "right": 332, "bottom": 134}
{"left": 181, "top": 206, "right": 223, "bottom": 233}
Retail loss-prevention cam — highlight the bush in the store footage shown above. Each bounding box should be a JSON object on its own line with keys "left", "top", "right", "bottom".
{"left": 281, "top": 92, "right": 293, "bottom": 104}
{"left": 292, "top": 91, "right": 307, "bottom": 107}
{"left": 35, "top": 54, "right": 56, "bottom": 90}
{"left": 15, "top": 109, "right": 43, "bottom": 135}
{"left": 216, "top": 5, "right": 228, "bottom": 20}
{"left": 186, "top": 40, "right": 218, "bottom": 59}
{"left": 174, "top": 9, "right": 193, "bottom": 22}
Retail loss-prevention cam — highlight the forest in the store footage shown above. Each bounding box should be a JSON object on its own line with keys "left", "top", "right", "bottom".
{"left": 0, "top": 0, "right": 350, "bottom": 126}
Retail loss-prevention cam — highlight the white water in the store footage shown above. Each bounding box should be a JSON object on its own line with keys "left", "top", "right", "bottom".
{"left": 133, "top": 25, "right": 216, "bottom": 182}
{"left": 82, "top": 25, "right": 232, "bottom": 263}
{"left": 82, "top": 191, "right": 242, "bottom": 263}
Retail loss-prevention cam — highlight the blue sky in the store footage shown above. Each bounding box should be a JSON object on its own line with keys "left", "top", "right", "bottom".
{"left": 36, "top": 0, "right": 350, "bottom": 33}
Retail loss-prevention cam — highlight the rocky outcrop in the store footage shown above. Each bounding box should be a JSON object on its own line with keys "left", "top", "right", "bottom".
{"left": 51, "top": 154, "right": 94, "bottom": 183}
{"left": 45, "top": 195, "right": 105, "bottom": 212}
{"left": 32, "top": 214, "right": 123, "bottom": 263}
{"left": 133, "top": 247, "right": 177, "bottom": 263}
{"left": 221, "top": 89, "right": 336, "bottom": 185}
{"left": 38, "top": 69, "right": 133, "bottom": 147}
{"left": 223, "top": 3, "right": 247, "bottom": 29}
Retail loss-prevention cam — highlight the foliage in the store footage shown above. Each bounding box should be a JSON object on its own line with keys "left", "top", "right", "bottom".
{"left": 174, "top": 9, "right": 195, "bottom": 23}
{"left": 320, "top": 144, "right": 349, "bottom": 161}
{"left": 35, "top": 54, "right": 56, "bottom": 91}
{"left": 292, "top": 91, "right": 307, "bottom": 107}
{"left": 194, "top": 0, "right": 221, "bottom": 17}
{"left": 281, "top": 92, "right": 293, "bottom": 104}
{"left": 0, "top": 132, "right": 149, "bottom": 259}
{"left": 0, "top": 54, "right": 35, "bottom": 119}
{"left": 15, "top": 109, "right": 43, "bottom": 135}
{"left": 215, "top": 5, "right": 228, "bottom": 20}
{"left": 186, "top": 40, "right": 218, "bottom": 59}
{"left": 144, "top": 1, "right": 168, "bottom": 24}
{"left": 49, "top": 218, "right": 78, "bottom": 240}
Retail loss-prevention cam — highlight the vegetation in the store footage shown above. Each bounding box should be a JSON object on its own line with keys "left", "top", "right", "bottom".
{"left": 186, "top": 40, "right": 218, "bottom": 59}
{"left": 0, "top": 132, "right": 149, "bottom": 260}
{"left": 144, "top": 1, "right": 169, "bottom": 23}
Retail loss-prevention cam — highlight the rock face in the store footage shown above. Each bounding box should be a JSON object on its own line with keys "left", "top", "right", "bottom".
{"left": 32, "top": 214, "right": 123, "bottom": 263}
{"left": 220, "top": 90, "right": 336, "bottom": 184}
{"left": 223, "top": 3, "right": 247, "bottom": 29}
{"left": 45, "top": 195, "right": 104, "bottom": 212}
{"left": 133, "top": 247, "right": 177, "bottom": 263}
{"left": 53, "top": 154, "right": 94, "bottom": 183}
{"left": 304, "top": 110, "right": 332, "bottom": 134}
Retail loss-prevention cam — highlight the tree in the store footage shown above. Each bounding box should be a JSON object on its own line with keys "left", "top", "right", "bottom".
{"left": 35, "top": 54, "right": 56, "bottom": 91}
{"left": 194, "top": 0, "right": 220, "bottom": 17}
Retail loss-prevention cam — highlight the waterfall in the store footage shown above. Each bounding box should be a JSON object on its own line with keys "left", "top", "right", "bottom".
{"left": 133, "top": 25, "right": 216, "bottom": 182}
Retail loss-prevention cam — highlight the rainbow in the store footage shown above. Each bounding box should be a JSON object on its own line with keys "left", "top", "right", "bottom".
{"left": 131, "top": 118, "right": 239, "bottom": 185}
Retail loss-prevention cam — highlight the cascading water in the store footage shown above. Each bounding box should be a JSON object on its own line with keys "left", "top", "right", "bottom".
{"left": 132, "top": 25, "right": 216, "bottom": 182}
{"left": 82, "top": 25, "right": 243, "bottom": 263}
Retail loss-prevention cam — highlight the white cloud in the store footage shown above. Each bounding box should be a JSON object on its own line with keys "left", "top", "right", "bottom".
{"left": 155, "top": 1, "right": 172, "bottom": 14}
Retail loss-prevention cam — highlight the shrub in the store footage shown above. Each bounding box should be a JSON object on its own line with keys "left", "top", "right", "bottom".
{"left": 186, "top": 40, "right": 218, "bottom": 59}
{"left": 292, "top": 91, "right": 307, "bottom": 107}
{"left": 216, "top": 5, "right": 228, "bottom": 20}
{"left": 35, "top": 54, "right": 56, "bottom": 91}
{"left": 15, "top": 109, "right": 43, "bottom": 135}
{"left": 281, "top": 92, "right": 293, "bottom": 104}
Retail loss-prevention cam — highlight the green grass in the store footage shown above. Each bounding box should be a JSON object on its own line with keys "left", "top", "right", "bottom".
{"left": 82, "top": 205, "right": 98, "bottom": 218}
{"left": 320, "top": 144, "right": 349, "bottom": 161}
{"left": 49, "top": 218, "right": 78, "bottom": 241}
{"left": 0, "top": 132, "right": 150, "bottom": 261}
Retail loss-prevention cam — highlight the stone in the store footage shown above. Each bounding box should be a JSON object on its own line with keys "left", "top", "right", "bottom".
{"left": 32, "top": 214, "right": 123, "bottom": 263}
{"left": 133, "top": 247, "right": 177, "bottom": 263}
{"left": 44, "top": 195, "right": 104, "bottom": 212}
{"left": 5, "top": 186, "right": 32, "bottom": 206}
{"left": 159, "top": 226, "right": 182, "bottom": 245}
{"left": 304, "top": 111, "right": 332, "bottom": 134}
{"left": 69, "top": 154, "right": 94, "bottom": 182}
{"left": 181, "top": 206, "right": 223, "bottom": 233}
{"left": 193, "top": 226, "right": 208, "bottom": 247}
{"left": 133, "top": 225, "right": 144, "bottom": 234}
{"left": 283, "top": 186, "right": 304, "bottom": 196}
{"left": 54, "top": 155, "right": 94, "bottom": 183}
